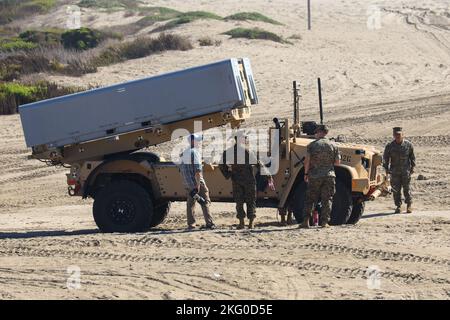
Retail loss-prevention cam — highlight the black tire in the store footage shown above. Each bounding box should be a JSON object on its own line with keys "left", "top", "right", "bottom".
{"left": 93, "top": 180, "right": 153, "bottom": 233}
{"left": 291, "top": 179, "right": 353, "bottom": 226}
{"left": 330, "top": 180, "right": 353, "bottom": 225}
{"left": 149, "top": 202, "right": 171, "bottom": 228}
{"left": 346, "top": 200, "right": 365, "bottom": 225}
{"left": 291, "top": 181, "right": 307, "bottom": 224}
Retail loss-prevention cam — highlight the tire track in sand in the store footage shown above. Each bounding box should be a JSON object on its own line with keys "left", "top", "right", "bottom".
{"left": 0, "top": 246, "right": 448, "bottom": 286}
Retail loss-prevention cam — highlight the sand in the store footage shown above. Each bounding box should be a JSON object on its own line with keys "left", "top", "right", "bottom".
{"left": 0, "top": 0, "right": 449, "bottom": 299}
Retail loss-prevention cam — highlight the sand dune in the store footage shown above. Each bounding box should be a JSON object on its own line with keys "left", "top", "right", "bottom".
{"left": 0, "top": 0, "right": 449, "bottom": 299}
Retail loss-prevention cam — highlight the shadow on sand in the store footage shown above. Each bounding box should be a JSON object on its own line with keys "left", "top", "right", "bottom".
{"left": 0, "top": 212, "right": 398, "bottom": 240}
{"left": 0, "top": 229, "right": 99, "bottom": 240}
{"left": 360, "top": 212, "right": 397, "bottom": 219}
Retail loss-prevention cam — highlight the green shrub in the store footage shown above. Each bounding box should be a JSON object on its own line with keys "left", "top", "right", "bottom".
{"left": 61, "top": 28, "right": 103, "bottom": 50}
{"left": 0, "top": 80, "right": 85, "bottom": 115}
{"left": 137, "top": 6, "right": 180, "bottom": 19}
{"left": 60, "top": 28, "right": 122, "bottom": 51}
{"left": 78, "top": 0, "right": 140, "bottom": 9}
{"left": 0, "top": 37, "right": 37, "bottom": 52}
{"left": 154, "top": 11, "right": 222, "bottom": 32}
{"left": 223, "top": 27, "right": 288, "bottom": 44}
{"left": 225, "top": 12, "right": 282, "bottom": 25}
{"left": 19, "top": 29, "right": 63, "bottom": 47}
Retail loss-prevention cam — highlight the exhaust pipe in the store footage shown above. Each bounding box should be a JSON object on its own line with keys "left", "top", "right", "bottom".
{"left": 369, "top": 189, "right": 382, "bottom": 201}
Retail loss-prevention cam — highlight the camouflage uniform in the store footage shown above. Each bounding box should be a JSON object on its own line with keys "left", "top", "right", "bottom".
{"left": 303, "top": 138, "right": 340, "bottom": 224}
{"left": 383, "top": 139, "right": 416, "bottom": 208}
{"left": 219, "top": 145, "right": 258, "bottom": 219}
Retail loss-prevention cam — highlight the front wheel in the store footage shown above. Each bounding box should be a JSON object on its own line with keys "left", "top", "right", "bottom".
{"left": 330, "top": 180, "right": 353, "bottom": 225}
{"left": 346, "top": 200, "right": 365, "bottom": 225}
{"left": 290, "top": 179, "right": 352, "bottom": 225}
{"left": 93, "top": 180, "right": 154, "bottom": 233}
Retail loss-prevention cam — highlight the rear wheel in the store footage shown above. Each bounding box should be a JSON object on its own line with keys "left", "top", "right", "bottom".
{"left": 347, "top": 200, "right": 365, "bottom": 225}
{"left": 93, "top": 180, "right": 153, "bottom": 233}
{"left": 149, "top": 202, "right": 171, "bottom": 228}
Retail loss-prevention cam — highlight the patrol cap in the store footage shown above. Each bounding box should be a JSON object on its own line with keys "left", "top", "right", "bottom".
{"left": 315, "top": 124, "right": 329, "bottom": 133}
{"left": 393, "top": 127, "right": 403, "bottom": 134}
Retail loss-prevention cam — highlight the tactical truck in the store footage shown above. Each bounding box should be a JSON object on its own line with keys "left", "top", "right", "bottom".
{"left": 19, "top": 58, "right": 390, "bottom": 232}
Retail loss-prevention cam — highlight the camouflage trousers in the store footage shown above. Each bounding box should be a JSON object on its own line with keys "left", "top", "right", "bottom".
{"left": 303, "top": 176, "right": 335, "bottom": 224}
{"left": 391, "top": 171, "right": 412, "bottom": 207}
{"left": 232, "top": 179, "right": 257, "bottom": 219}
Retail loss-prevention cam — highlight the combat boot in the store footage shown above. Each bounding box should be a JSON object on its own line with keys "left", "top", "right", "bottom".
{"left": 280, "top": 214, "right": 287, "bottom": 226}
{"left": 287, "top": 212, "right": 294, "bottom": 225}
{"left": 237, "top": 218, "right": 245, "bottom": 230}
{"left": 395, "top": 206, "right": 401, "bottom": 214}
{"left": 299, "top": 218, "right": 310, "bottom": 229}
{"left": 406, "top": 204, "right": 413, "bottom": 214}
{"left": 248, "top": 218, "right": 255, "bottom": 229}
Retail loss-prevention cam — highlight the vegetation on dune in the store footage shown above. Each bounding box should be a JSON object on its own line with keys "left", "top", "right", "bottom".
{"left": 0, "top": 81, "right": 85, "bottom": 115}
{"left": 136, "top": 6, "right": 181, "bottom": 20}
{"left": 19, "top": 29, "right": 63, "bottom": 47}
{"left": 92, "top": 33, "right": 192, "bottom": 67}
{"left": 78, "top": 0, "right": 141, "bottom": 9}
{"left": 0, "top": 33, "right": 192, "bottom": 82}
{"left": 133, "top": 7, "right": 181, "bottom": 30}
{"left": 198, "top": 37, "right": 221, "bottom": 47}
{"left": 225, "top": 12, "right": 282, "bottom": 25}
{"left": 0, "top": 27, "right": 122, "bottom": 53}
{"left": 0, "top": 0, "right": 56, "bottom": 25}
{"left": 223, "top": 28, "right": 289, "bottom": 44}
{"left": 0, "top": 37, "right": 37, "bottom": 52}
{"left": 61, "top": 27, "right": 122, "bottom": 51}
{"left": 0, "top": 47, "right": 97, "bottom": 81}
{"left": 153, "top": 11, "right": 223, "bottom": 32}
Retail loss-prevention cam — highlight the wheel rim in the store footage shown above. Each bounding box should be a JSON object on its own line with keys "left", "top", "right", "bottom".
{"left": 107, "top": 196, "right": 136, "bottom": 225}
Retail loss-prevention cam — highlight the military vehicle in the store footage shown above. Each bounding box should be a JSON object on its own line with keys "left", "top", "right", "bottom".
{"left": 19, "top": 58, "right": 390, "bottom": 232}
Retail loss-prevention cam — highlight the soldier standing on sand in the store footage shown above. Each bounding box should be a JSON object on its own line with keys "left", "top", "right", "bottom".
{"left": 383, "top": 127, "right": 416, "bottom": 214}
{"left": 219, "top": 132, "right": 272, "bottom": 230}
{"left": 179, "top": 134, "right": 216, "bottom": 230}
{"left": 300, "top": 124, "right": 340, "bottom": 229}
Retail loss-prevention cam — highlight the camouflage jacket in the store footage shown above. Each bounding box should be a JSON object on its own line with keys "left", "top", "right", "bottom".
{"left": 219, "top": 145, "right": 264, "bottom": 182}
{"left": 383, "top": 139, "right": 416, "bottom": 174}
{"left": 307, "top": 138, "right": 340, "bottom": 178}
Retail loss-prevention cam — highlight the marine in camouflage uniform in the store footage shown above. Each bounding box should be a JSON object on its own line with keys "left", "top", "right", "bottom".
{"left": 301, "top": 124, "right": 340, "bottom": 228}
{"left": 383, "top": 127, "right": 416, "bottom": 213}
{"left": 219, "top": 134, "right": 267, "bottom": 229}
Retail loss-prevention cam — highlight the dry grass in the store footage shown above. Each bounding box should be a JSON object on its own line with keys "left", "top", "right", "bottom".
{"left": 92, "top": 33, "right": 192, "bottom": 67}
{"left": 198, "top": 37, "right": 222, "bottom": 47}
